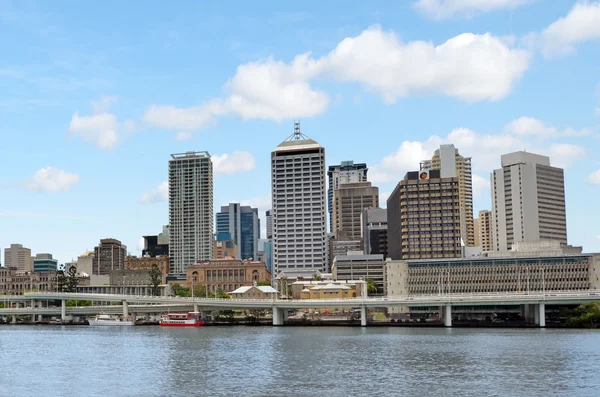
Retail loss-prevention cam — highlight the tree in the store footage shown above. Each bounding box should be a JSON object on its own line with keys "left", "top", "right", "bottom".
{"left": 245, "top": 309, "right": 266, "bottom": 324}
{"left": 312, "top": 273, "right": 322, "bottom": 281}
{"left": 171, "top": 283, "right": 191, "bottom": 297}
{"left": 149, "top": 264, "right": 162, "bottom": 296}
{"left": 55, "top": 270, "right": 67, "bottom": 292}
{"left": 215, "top": 288, "right": 231, "bottom": 299}
{"left": 65, "top": 265, "right": 79, "bottom": 293}
{"left": 567, "top": 302, "right": 600, "bottom": 328}
{"left": 217, "top": 310, "right": 236, "bottom": 323}
{"left": 66, "top": 300, "right": 92, "bottom": 307}
{"left": 256, "top": 281, "right": 272, "bottom": 286}
{"left": 366, "top": 279, "right": 377, "bottom": 296}
{"left": 192, "top": 283, "right": 207, "bottom": 298}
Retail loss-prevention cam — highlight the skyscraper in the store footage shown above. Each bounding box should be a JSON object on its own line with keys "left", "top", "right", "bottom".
{"left": 387, "top": 169, "right": 462, "bottom": 260}
{"left": 216, "top": 203, "right": 260, "bottom": 260}
{"left": 421, "top": 144, "right": 474, "bottom": 246}
{"left": 327, "top": 161, "right": 368, "bottom": 233}
{"left": 4, "top": 244, "right": 32, "bottom": 272}
{"left": 332, "top": 182, "right": 379, "bottom": 239}
{"left": 491, "top": 151, "right": 567, "bottom": 252}
{"left": 92, "top": 238, "right": 127, "bottom": 275}
{"left": 168, "top": 151, "right": 214, "bottom": 275}
{"left": 362, "top": 207, "right": 388, "bottom": 257}
{"left": 271, "top": 123, "right": 326, "bottom": 274}
{"left": 474, "top": 210, "right": 493, "bottom": 251}
{"left": 266, "top": 210, "right": 273, "bottom": 240}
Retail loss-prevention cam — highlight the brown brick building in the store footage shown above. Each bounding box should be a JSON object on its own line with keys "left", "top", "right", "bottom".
{"left": 124, "top": 256, "right": 169, "bottom": 280}
{"left": 185, "top": 258, "right": 271, "bottom": 293}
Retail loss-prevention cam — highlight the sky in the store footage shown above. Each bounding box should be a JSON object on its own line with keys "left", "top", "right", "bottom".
{"left": 1, "top": 0, "right": 600, "bottom": 265}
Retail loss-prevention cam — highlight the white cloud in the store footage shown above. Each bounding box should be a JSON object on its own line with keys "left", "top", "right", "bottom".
{"left": 587, "top": 169, "right": 600, "bottom": 184}
{"left": 541, "top": 1, "right": 600, "bottom": 57}
{"left": 472, "top": 174, "right": 491, "bottom": 196}
{"left": 122, "top": 120, "right": 136, "bottom": 134}
{"left": 548, "top": 143, "right": 586, "bottom": 168}
{"left": 27, "top": 167, "right": 80, "bottom": 192}
{"left": 175, "top": 132, "right": 193, "bottom": 141}
{"left": 212, "top": 151, "right": 256, "bottom": 175}
{"left": 505, "top": 116, "right": 557, "bottom": 137}
{"left": 140, "top": 181, "right": 168, "bottom": 204}
{"left": 143, "top": 26, "right": 529, "bottom": 133}
{"left": 415, "top": 0, "right": 531, "bottom": 20}
{"left": 90, "top": 95, "right": 117, "bottom": 114}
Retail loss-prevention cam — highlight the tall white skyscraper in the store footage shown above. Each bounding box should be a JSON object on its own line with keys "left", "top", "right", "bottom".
{"left": 491, "top": 151, "right": 567, "bottom": 252}
{"left": 168, "top": 151, "right": 214, "bottom": 275}
{"left": 271, "top": 123, "right": 326, "bottom": 274}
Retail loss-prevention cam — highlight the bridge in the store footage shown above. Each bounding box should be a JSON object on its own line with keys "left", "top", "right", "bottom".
{"left": 0, "top": 290, "right": 598, "bottom": 327}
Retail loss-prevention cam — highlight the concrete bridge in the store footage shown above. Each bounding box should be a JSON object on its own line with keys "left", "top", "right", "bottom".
{"left": 1, "top": 290, "right": 597, "bottom": 327}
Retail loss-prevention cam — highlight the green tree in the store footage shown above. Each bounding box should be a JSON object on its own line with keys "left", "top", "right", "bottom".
{"left": 567, "top": 302, "right": 600, "bottom": 328}
{"left": 171, "top": 283, "right": 191, "bottom": 297}
{"left": 55, "top": 270, "right": 67, "bottom": 292}
{"left": 66, "top": 300, "right": 92, "bottom": 307}
{"left": 245, "top": 309, "right": 266, "bottom": 324}
{"left": 217, "top": 310, "right": 236, "bottom": 323}
{"left": 215, "top": 288, "right": 231, "bottom": 299}
{"left": 149, "top": 264, "right": 162, "bottom": 296}
{"left": 366, "top": 279, "right": 377, "bottom": 296}
{"left": 256, "top": 281, "right": 272, "bottom": 286}
{"left": 312, "top": 273, "right": 322, "bottom": 281}
{"left": 65, "top": 266, "right": 79, "bottom": 293}
{"left": 192, "top": 283, "right": 207, "bottom": 298}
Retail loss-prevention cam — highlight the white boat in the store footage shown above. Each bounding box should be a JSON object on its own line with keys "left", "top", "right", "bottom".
{"left": 88, "top": 314, "right": 134, "bottom": 326}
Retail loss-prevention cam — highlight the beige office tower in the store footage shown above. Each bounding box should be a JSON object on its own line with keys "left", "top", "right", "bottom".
{"left": 169, "top": 151, "right": 214, "bottom": 275}
{"left": 332, "top": 182, "right": 379, "bottom": 239}
{"left": 271, "top": 123, "right": 326, "bottom": 274}
{"left": 421, "top": 144, "right": 474, "bottom": 247}
{"left": 475, "top": 210, "right": 493, "bottom": 251}
{"left": 491, "top": 151, "right": 567, "bottom": 252}
{"left": 3, "top": 244, "right": 32, "bottom": 272}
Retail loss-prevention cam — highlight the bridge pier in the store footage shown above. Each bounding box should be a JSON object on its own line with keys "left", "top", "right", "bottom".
{"left": 37, "top": 301, "right": 43, "bottom": 322}
{"left": 534, "top": 304, "right": 540, "bottom": 325}
{"left": 123, "top": 301, "right": 129, "bottom": 317}
{"left": 11, "top": 315, "right": 16, "bottom": 324}
{"left": 444, "top": 305, "right": 452, "bottom": 327}
{"left": 61, "top": 299, "right": 66, "bottom": 321}
{"left": 360, "top": 306, "right": 367, "bottom": 327}
{"left": 538, "top": 303, "right": 545, "bottom": 328}
{"left": 272, "top": 307, "right": 283, "bottom": 326}
{"left": 193, "top": 304, "right": 199, "bottom": 313}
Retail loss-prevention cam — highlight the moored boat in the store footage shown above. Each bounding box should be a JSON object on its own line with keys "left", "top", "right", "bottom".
{"left": 88, "top": 314, "right": 135, "bottom": 326}
{"left": 159, "top": 312, "right": 205, "bottom": 327}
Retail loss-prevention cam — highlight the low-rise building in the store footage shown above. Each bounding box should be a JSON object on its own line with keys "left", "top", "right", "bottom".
{"left": 0, "top": 267, "right": 56, "bottom": 295}
{"left": 230, "top": 285, "right": 278, "bottom": 299}
{"left": 124, "top": 255, "right": 169, "bottom": 281}
{"left": 332, "top": 251, "right": 385, "bottom": 294}
{"left": 291, "top": 279, "right": 365, "bottom": 299}
{"left": 185, "top": 258, "right": 271, "bottom": 293}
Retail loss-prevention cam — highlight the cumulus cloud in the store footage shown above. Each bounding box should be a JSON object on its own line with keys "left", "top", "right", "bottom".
{"left": 143, "top": 26, "right": 530, "bottom": 133}
{"left": 212, "top": 151, "right": 256, "bottom": 175}
{"left": 549, "top": 143, "right": 586, "bottom": 168}
{"left": 414, "top": 0, "right": 531, "bottom": 20}
{"left": 505, "top": 116, "right": 557, "bottom": 137}
{"left": 67, "top": 96, "right": 129, "bottom": 149}
{"left": 140, "top": 181, "right": 168, "bottom": 204}
{"left": 472, "top": 174, "right": 491, "bottom": 196}
{"left": 175, "top": 132, "right": 193, "bottom": 141}
{"left": 27, "top": 167, "right": 80, "bottom": 192}
{"left": 587, "top": 169, "right": 600, "bottom": 184}
{"left": 541, "top": 1, "right": 600, "bottom": 57}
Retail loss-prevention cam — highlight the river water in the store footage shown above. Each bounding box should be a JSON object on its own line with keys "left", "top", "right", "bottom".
{"left": 1, "top": 326, "right": 599, "bottom": 397}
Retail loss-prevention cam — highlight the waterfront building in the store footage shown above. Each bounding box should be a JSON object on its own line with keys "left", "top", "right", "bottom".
{"left": 491, "top": 151, "right": 567, "bottom": 252}
{"left": 213, "top": 233, "right": 238, "bottom": 259}
{"left": 332, "top": 251, "right": 385, "bottom": 294}
{"left": 271, "top": 123, "right": 326, "bottom": 273}
{"left": 230, "top": 285, "right": 278, "bottom": 299}
{"left": 216, "top": 203, "right": 260, "bottom": 260}
{"left": 0, "top": 267, "right": 56, "bottom": 295}
{"left": 474, "top": 210, "right": 493, "bottom": 251}
{"left": 169, "top": 151, "right": 214, "bottom": 275}
{"left": 387, "top": 169, "right": 462, "bottom": 260}
{"left": 384, "top": 252, "right": 600, "bottom": 297}
{"left": 291, "top": 279, "right": 365, "bottom": 299}
{"left": 327, "top": 161, "right": 368, "bottom": 233}
{"left": 92, "top": 238, "right": 127, "bottom": 275}
{"left": 266, "top": 210, "right": 273, "bottom": 240}
{"left": 3, "top": 244, "right": 32, "bottom": 272}
{"left": 124, "top": 255, "right": 169, "bottom": 277}
{"left": 185, "top": 258, "right": 272, "bottom": 293}
{"left": 362, "top": 207, "right": 388, "bottom": 257}
{"left": 421, "top": 144, "right": 474, "bottom": 246}
{"left": 142, "top": 225, "right": 170, "bottom": 257}
{"left": 300, "top": 283, "right": 357, "bottom": 300}
{"left": 33, "top": 253, "right": 58, "bottom": 272}
{"left": 332, "top": 181, "right": 379, "bottom": 239}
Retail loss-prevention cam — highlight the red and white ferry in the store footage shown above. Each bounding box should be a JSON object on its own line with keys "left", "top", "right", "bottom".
{"left": 159, "top": 312, "right": 205, "bottom": 327}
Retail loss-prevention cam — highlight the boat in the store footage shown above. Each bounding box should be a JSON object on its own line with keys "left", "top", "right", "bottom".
{"left": 88, "top": 314, "right": 135, "bottom": 326}
{"left": 159, "top": 312, "right": 205, "bottom": 327}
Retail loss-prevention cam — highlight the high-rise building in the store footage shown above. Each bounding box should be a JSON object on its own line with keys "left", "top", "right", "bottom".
{"left": 33, "top": 253, "right": 58, "bottom": 272}
{"left": 491, "top": 151, "right": 567, "bottom": 252}
{"left": 387, "top": 170, "right": 462, "bottom": 260}
{"left": 266, "top": 210, "right": 273, "bottom": 240}
{"left": 3, "top": 244, "right": 32, "bottom": 272}
{"left": 327, "top": 161, "right": 368, "bottom": 233}
{"left": 271, "top": 123, "right": 326, "bottom": 274}
{"left": 475, "top": 210, "right": 493, "bottom": 251}
{"left": 362, "top": 207, "right": 388, "bottom": 257}
{"left": 332, "top": 182, "right": 379, "bottom": 239}
{"left": 92, "top": 238, "right": 127, "bottom": 275}
{"left": 421, "top": 144, "right": 474, "bottom": 246}
{"left": 216, "top": 203, "right": 260, "bottom": 260}
{"left": 169, "top": 151, "right": 214, "bottom": 275}
{"left": 213, "top": 232, "right": 238, "bottom": 259}
{"left": 142, "top": 225, "right": 170, "bottom": 257}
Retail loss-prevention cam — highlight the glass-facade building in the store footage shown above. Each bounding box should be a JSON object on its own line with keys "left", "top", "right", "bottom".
{"left": 216, "top": 203, "right": 260, "bottom": 260}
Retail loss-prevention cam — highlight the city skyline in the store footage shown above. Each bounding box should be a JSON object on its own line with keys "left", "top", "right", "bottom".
{"left": 2, "top": 1, "right": 600, "bottom": 264}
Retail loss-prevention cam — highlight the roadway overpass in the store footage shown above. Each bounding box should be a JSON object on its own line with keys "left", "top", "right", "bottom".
{"left": 3, "top": 290, "right": 598, "bottom": 327}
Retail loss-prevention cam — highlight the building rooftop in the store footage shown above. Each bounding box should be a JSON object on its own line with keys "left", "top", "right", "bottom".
{"left": 170, "top": 151, "right": 211, "bottom": 160}
{"left": 230, "top": 285, "right": 278, "bottom": 294}
{"left": 274, "top": 122, "right": 322, "bottom": 152}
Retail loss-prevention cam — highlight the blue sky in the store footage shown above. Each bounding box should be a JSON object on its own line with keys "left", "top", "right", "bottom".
{"left": 1, "top": 0, "right": 600, "bottom": 265}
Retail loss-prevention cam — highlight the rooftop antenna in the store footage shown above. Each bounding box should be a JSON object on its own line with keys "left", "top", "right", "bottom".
{"left": 283, "top": 120, "right": 311, "bottom": 142}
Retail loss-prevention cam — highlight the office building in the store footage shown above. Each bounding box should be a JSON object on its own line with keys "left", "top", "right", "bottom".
{"left": 271, "top": 122, "right": 326, "bottom": 273}
{"left": 387, "top": 170, "right": 462, "bottom": 260}
{"left": 474, "top": 210, "right": 493, "bottom": 251}
{"left": 33, "top": 253, "right": 58, "bottom": 272}
{"left": 421, "top": 144, "right": 474, "bottom": 246}
{"left": 216, "top": 203, "right": 260, "bottom": 260}
{"left": 491, "top": 152, "right": 567, "bottom": 252}
{"left": 257, "top": 239, "right": 273, "bottom": 274}
{"left": 362, "top": 207, "right": 388, "bottom": 258}
{"left": 169, "top": 151, "right": 214, "bottom": 274}
{"left": 3, "top": 244, "right": 32, "bottom": 272}
{"left": 327, "top": 161, "right": 368, "bottom": 233}
{"left": 332, "top": 181, "right": 379, "bottom": 239}
{"left": 332, "top": 251, "right": 385, "bottom": 294}
{"left": 266, "top": 210, "right": 273, "bottom": 240}
{"left": 213, "top": 232, "right": 238, "bottom": 259}
{"left": 92, "top": 238, "right": 127, "bottom": 275}
{"left": 142, "top": 225, "right": 170, "bottom": 257}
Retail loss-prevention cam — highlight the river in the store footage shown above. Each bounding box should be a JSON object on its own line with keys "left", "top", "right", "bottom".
{"left": 0, "top": 326, "right": 599, "bottom": 396}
